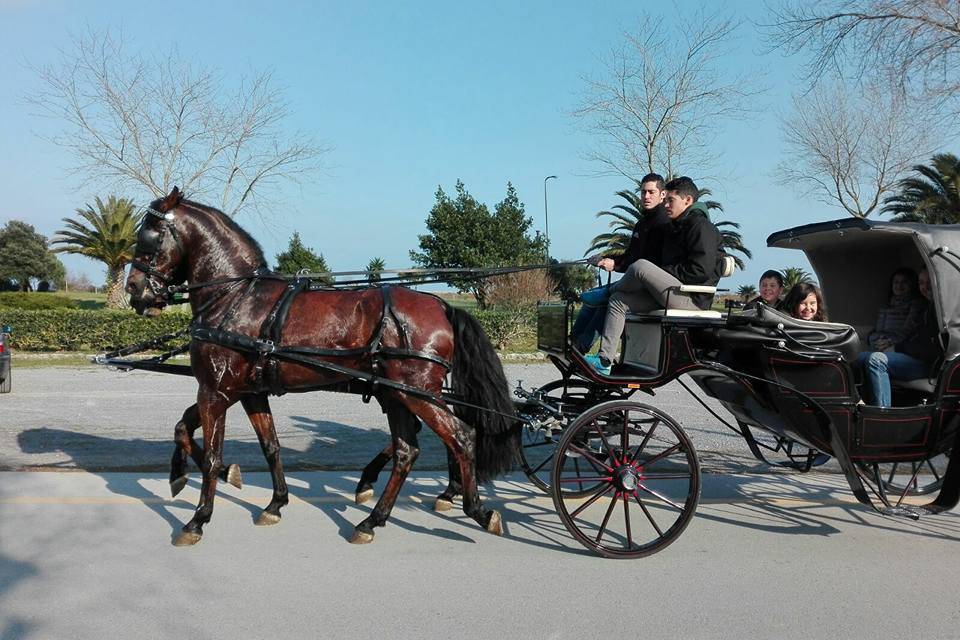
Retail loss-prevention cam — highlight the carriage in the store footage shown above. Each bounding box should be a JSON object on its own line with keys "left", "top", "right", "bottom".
{"left": 511, "top": 216, "right": 960, "bottom": 557}
{"left": 112, "top": 188, "right": 960, "bottom": 558}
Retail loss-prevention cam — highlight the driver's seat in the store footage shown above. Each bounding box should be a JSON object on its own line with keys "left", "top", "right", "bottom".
{"left": 620, "top": 255, "right": 736, "bottom": 370}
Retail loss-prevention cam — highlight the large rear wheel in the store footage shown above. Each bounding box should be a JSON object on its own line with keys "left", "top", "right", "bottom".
{"left": 857, "top": 450, "right": 951, "bottom": 499}
{"left": 551, "top": 400, "right": 700, "bottom": 559}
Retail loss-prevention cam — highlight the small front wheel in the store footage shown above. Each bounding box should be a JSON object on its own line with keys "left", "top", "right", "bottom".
{"left": 551, "top": 400, "right": 700, "bottom": 558}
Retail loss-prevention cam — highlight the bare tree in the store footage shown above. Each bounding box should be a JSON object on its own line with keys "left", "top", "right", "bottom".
{"left": 777, "top": 79, "right": 936, "bottom": 217}
{"left": 765, "top": 0, "right": 960, "bottom": 103}
{"left": 27, "top": 29, "right": 328, "bottom": 217}
{"left": 573, "top": 9, "right": 763, "bottom": 181}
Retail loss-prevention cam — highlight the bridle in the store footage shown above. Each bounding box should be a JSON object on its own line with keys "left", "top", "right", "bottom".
{"left": 129, "top": 206, "right": 185, "bottom": 304}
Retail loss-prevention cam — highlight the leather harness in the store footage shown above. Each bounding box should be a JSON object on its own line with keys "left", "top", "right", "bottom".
{"left": 190, "top": 282, "right": 453, "bottom": 398}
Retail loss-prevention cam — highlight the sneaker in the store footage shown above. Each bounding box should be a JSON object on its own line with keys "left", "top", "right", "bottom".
{"left": 583, "top": 354, "right": 612, "bottom": 376}
{"left": 580, "top": 286, "right": 611, "bottom": 306}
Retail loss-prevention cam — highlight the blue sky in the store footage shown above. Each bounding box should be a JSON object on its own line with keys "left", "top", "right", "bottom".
{"left": 0, "top": 0, "right": 843, "bottom": 291}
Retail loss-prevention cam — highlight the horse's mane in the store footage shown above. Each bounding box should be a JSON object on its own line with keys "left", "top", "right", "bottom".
{"left": 151, "top": 192, "right": 268, "bottom": 268}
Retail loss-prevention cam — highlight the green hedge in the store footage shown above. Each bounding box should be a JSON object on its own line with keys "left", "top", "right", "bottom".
{"left": 0, "top": 292, "right": 78, "bottom": 310}
{"left": 0, "top": 309, "right": 191, "bottom": 351}
{"left": 0, "top": 306, "right": 539, "bottom": 352}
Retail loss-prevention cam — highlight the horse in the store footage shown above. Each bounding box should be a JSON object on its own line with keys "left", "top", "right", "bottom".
{"left": 126, "top": 187, "right": 518, "bottom": 546}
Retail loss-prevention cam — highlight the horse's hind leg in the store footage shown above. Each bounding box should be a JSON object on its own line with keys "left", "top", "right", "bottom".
{"left": 170, "top": 403, "right": 241, "bottom": 498}
{"left": 403, "top": 398, "right": 501, "bottom": 535}
{"left": 350, "top": 399, "right": 420, "bottom": 544}
{"left": 240, "top": 393, "right": 289, "bottom": 526}
{"left": 434, "top": 448, "right": 463, "bottom": 512}
{"left": 355, "top": 444, "right": 393, "bottom": 504}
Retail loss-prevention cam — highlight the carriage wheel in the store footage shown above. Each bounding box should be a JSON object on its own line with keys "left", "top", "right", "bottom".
{"left": 518, "top": 380, "right": 628, "bottom": 496}
{"left": 857, "top": 450, "right": 951, "bottom": 499}
{"left": 551, "top": 400, "right": 700, "bottom": 559}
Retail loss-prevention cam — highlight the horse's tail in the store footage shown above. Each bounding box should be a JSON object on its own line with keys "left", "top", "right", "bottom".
{"left": 446, "top": 305, "right": 520, "bottom": 482}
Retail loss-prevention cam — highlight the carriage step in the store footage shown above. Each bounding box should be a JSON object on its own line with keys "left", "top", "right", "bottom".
{"left": 881, "top": 505, "right": 924, "bottom": 520}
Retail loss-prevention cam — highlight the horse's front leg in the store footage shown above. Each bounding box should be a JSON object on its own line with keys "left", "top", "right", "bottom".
{"left": 173, "top": 391, "right": 233, "bottom": 546}
{"left": 169, "top": 403, "right": 241, "bottom": 498}
{"left": 240, "top": 393, "right": 289, "bottom": 525}
{"left": 350, "top": 399, "right": 420, "bottom": 544}
{"left": 433, "top": 447, "right": 463, "bottom": 512}
{"left": 355, "top": 444, "right": 393, "bottom": 504}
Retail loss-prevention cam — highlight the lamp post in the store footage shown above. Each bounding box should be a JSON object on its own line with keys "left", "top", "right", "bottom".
{"left": 543, "top": 175, "right": 557, "bottom": 261}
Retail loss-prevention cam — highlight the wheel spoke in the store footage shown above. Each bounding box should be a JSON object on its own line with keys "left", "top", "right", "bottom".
{"left": 594, "top": 490, "right": 619, "bottom": 544}
{"left": 926, "top": 458, "right": 942, "bottom": 481}
{"left": 570, "top": 483, "right": 615, "bottom": 518}
{"left": 622, "top": 491, "right": 632, "bottom": 548}
{"left": 640, "top": 442, "right": 683, "bottom": 467}
{"left": 566, "top": 441, "right": 612, "bottom": 471}
{"left": 633, "top": 492, "right": 663, "bottom": 536}
{"left": 592, "top": 419, "right": 615, "bottom": 458}
{"left": 529, "top": 451, "right": 554, "bottom": 474}
{"left": 621, "top": 411, "right": 629, "bottom": 460}
{"left": 637, "top": 483, "right": 684, "bottom": 510}
{"left": 629, "top": 420, "right": 659, "bottom": 464}
{"left": 641, "top": 472, "right": 692, "bottom": 480}
{"left": 557, "top": 476, "right": 613, "bottom": 484}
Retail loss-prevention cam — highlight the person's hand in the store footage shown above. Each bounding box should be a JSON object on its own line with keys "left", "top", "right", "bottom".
{"left": 598, "top": 258, "right": 615, "bottom": 272}
{"left": 874, "top": 337, "right": 892, "bottom": 351}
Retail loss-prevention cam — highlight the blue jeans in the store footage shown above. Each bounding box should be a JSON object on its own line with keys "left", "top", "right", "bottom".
{"left": 572, "top": 304, "right": 605, "bottom": 352}
{"left": 857, "top": 351, "right": 928, "bottom": 407}
{"left": 571, "top": 286, "right": 611, "bottom": 352}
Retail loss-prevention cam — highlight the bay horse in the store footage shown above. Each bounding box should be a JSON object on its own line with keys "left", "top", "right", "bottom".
{"left": 126, "top": 187, "right": 518, "bottom": 546}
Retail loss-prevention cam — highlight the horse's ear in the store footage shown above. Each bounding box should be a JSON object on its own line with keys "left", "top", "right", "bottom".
{"left": 157, "top": 186, "right": 182, "bottom": 212}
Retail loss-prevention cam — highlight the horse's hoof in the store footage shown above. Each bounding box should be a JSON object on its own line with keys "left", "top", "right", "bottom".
{"left": 255, "top": 511, "right": 281, "bottom": 526}
{"left": 485, "top": 511, "right": 503, "bottom": 536}
{"left": 349, "top": 529, "right": 374, "bottom": 544}
{"left": 226, "top": 464, "right": 242, "bottom": 489}
{"left": 434, "top": 497, "right": 454, "bottom": 512}
{"left": 355, "top": 488, "right": 374, "bottom": 505}
{"left": 172, "top": 531, "right": 202, "bottom": 547}
{"left": 170, "top": 475, "right": 188, "bottom": 498}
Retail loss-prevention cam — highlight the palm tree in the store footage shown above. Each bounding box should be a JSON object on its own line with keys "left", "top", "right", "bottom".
{"left": 737, "top": 284, "right": 757, "bottom": 302}
{"left": 52, "top": 196, "right": 143, "bottom": 308}
{"left": 881, "top": 153, "right": 960, "bottom": 224}
{"left": 587, "top": 185, "right": 752, "bottom": 271}
{"left": 782, "top": 266, "right": 815, "bottom": 289}
{"left": 366, "top": 257, "right": 386, "bottom": 283}
{"left": 585, "top": 185, "right": 644, "bottom": 257}
{"left": 699, "top": 188, "right": 752, "bottom": 271}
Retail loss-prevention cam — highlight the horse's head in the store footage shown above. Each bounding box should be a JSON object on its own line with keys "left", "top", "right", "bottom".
{"left": 125, "top": 187, "right": 189, "bottom": 317}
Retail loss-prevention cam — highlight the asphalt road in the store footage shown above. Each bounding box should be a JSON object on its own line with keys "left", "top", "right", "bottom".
{"left": 2, "top": 365, "right": 959, "bottom": 639}
{"left": 0, "top": 365, "right": 784, "bottom": 474}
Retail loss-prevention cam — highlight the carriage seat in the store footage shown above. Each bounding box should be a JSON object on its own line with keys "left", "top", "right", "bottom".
{"left": 625, "top": 255, "right": 736, "bottom": 322}
{"left": 720, "top": 304, "right": 862, "bottom": 362}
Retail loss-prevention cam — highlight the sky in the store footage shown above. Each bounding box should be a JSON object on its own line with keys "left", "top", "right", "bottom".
{"left": 0, "top": 0, "right": 860, "bottom": 292}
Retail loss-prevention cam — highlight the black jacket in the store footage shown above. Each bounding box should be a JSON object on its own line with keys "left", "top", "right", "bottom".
{"left": 896, "top": 300, "right": 943, "bottom": 367}
{"left": 660, "top": 202, "right": 723, "bottom": 310}
{"left": 612, "top": 203, "right": 670, "bottom": 272}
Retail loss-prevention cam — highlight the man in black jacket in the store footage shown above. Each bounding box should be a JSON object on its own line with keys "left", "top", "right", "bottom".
{"left": 572, "top": 173, "right": 670, "bottom": 351}
{"left": 584, "top": 176, "right": 723, "bottom": 375}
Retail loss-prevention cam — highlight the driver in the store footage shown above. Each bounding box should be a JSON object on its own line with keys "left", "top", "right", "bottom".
{"left": 572, "top": 173, "right": 669, "bottom": 352}
{"left": 584, "top": 176, "right": 724, "bottom": 375}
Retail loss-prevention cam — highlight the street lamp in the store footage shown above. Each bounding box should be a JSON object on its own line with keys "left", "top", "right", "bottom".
{"left": 543, "top": 175, "right": 557, "bottom": 261}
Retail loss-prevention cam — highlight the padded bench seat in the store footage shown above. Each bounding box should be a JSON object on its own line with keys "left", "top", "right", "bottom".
{"left": 891, "top": 378, "right": 937, "bottom": 394}
{"left": 627, "top": 308, "right": 722, "bottom": 320}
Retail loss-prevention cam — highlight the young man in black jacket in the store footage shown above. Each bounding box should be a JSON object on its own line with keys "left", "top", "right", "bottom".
{"left": 584, "top": 176, "right": 724, "bottom": 374}
{"left": 572, "top": 173, "right": 670, "bottom": 351}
